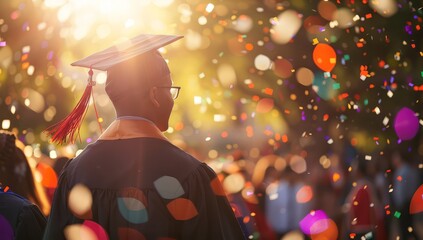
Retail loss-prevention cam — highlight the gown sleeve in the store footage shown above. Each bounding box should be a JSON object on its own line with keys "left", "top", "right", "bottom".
{"left": 15, "top": 204, "right": 47, "bottom": 240}
{"left": 43, "top": 162, "right": 78, "bottom": 240}
{"left": 176, "top": 163, "right": 246, "bottom": 240}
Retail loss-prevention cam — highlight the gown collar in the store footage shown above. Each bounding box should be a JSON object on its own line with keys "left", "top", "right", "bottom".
{"left": 98, "top": 117, "right": 168, "bottom": 141}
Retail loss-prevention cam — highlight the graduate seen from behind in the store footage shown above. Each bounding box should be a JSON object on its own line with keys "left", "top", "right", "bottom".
{"left": 43, "top": 34, "right": 246, "bottom": 240}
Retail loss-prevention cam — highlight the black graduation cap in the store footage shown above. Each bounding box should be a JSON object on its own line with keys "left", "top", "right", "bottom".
{"left": 71, "top": 34, "right": 183, "bottom": 70}
{"left": 45, "top": 34, "right": 183, "bottom": 144}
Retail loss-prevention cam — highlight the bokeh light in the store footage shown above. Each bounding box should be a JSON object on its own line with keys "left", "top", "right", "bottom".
{"left": 270, "top": 10, "right": 302, "bottom": 44}
{"left": 289, "top": 155, "right": 307, "bottom": 174}
{"left": 296, "top": 67, "right": 314, "bottom": 86}
{"left": 299, "top": 210, "right": 328, "bottom": 235}
{"left": 36, "top": 162, "right": 58, "bottom": 188}
{"left": 369, "top": 0, "right": 398, "bottom": 17}
{"left": 296, "top": 185, "right": 313, "bottom": 203}
{"left": 166, "top": 198, "right": 198, "bottom": 220}
{"left": 153, "top": 176, "right": 185, "bottom": 199}
{"left": 68, "top": 184, "right": 93, "bottom": 219}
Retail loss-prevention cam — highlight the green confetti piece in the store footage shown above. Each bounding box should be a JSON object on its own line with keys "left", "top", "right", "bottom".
{"left": 394, "top": 211, "right": 401, "bottom": 218}
{"left": 420, "top": 71, "right": 423, "bottom": 78}
{"left": 364, "top": 99, "right": 369, "bottom": 106}
{"left": 344, "top": 55, "right": 350, "bottom": 61}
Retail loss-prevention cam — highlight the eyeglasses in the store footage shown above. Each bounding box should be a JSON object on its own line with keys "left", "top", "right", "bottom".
{"left": 157, "top": 86, "right": 181, "bottom": 100}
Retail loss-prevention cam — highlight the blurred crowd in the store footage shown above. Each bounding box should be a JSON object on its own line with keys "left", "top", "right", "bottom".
{"left": 1, "top": 130, "right": 422, "bottom": 240}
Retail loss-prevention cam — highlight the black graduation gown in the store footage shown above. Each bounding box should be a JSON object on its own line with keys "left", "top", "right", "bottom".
{"left": 0, "top": 190, "right": 47, "bottom": 240}
{"left": 43, "top": 121, "right": 245, "bottom": 240}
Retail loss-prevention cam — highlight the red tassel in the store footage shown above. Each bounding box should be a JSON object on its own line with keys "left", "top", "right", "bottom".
{"left": 45, "top": 68, "right": 97, "bottom": 144}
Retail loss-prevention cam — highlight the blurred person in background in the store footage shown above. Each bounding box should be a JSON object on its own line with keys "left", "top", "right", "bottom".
{"left": 265, "top": 155, "right": 312, "bottom": 239}
{"left": 0, "top": 131, "right": 47, "bottom": 239}
{"left": 343, "top": 154, "right": 385, "bottom": 240}
{"left": 391, "top": 150, "right": 420, "bottom": 240}
{"left": 0, "top": 131, "right": 50, "bottom": 216}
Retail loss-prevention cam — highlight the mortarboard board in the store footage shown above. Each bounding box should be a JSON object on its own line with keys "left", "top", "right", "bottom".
{"left": 71, "top": 34, "right": 183, "bottom": 71}
{"left": 45, "top": 34, "right": 183, "bottom": 145}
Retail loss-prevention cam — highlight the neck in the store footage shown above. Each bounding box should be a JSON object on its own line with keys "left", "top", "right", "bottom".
{"left": 116, "top": 115, "right": 154, "bottom": 124}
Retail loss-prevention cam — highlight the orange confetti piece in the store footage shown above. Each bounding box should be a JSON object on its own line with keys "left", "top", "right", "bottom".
{"left": 275, "top": 133, "right": 281, "bottom": 141}
{"left": 167, "top": 198, "right": 198, "bottom": 220}
{"left": 360, "top": 65, "right": 369, "bottom": 76}
{"left": 338, "top": 93, "right": 349, "bottom": 100}
{"left": 245, "top": 43, "right": 254, "bottom": 51}
{"left": 21, "top": 62, "right": 30, "bottom": 69}
{"left": 332, "top": 173, "right": 341, "bottom": 182}
{"left": 323, "top": 114, "right": 329, "bottom": 121}
{"left": 356, "top": 42, "right": 364, "bottom": 48}
{"left": 263, "top": 88, "right": 274, "bottom": 95}
{"left": 21, "top": 54, "right": 29, "bottom": 61}
{"left": 4, "top": 186, "right": 9, "bottom": 192}
{"left": 365, "top": 13, "right": 372, "bottom": 19}
{"left": 210, "top": 177, "right": 226, "bottom": 196}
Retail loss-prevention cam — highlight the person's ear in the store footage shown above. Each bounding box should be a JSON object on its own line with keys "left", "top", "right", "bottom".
{"left": 149, "top": 87, "right": 160, "bottom": 107}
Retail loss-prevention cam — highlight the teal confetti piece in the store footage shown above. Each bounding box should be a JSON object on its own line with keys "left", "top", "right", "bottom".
{"left": 333, "top": 83, "right": 340, "bottom": 90}
{"left": 364, "top": 99, "right": 369, "bottom": 106}
{"left": 344, "top": 54, "right": 350, "bottom": 61}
